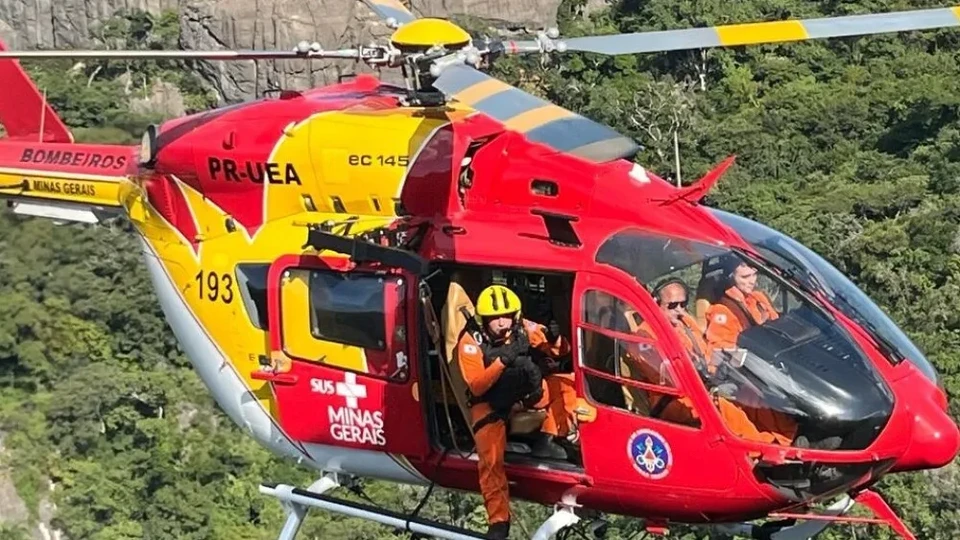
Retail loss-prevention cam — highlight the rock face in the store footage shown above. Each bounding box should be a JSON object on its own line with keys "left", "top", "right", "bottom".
{"left": 0, "top": 0, "right": 179, "bottom": 48}
{"left": 0, "top": 0, "right": 566, "bottom": 103}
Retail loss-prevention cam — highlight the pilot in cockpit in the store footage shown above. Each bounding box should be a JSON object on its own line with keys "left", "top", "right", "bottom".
{"left": 647, "top": 278, "right": 796, "bottom": 446}
{"left": 705, "top": 257, "right": 779, "bottom": 349}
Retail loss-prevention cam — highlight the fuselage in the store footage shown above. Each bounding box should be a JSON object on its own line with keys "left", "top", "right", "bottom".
{"left": 115, "top": 74, "right": 960, "bottom": 525}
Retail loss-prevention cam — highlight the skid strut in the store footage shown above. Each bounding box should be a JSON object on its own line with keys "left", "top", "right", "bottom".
{"left": 270, "top": 474, "right": 342, "bottom": 540}
{"left": 260, "top": 476, "right": 583, "bottom": 540}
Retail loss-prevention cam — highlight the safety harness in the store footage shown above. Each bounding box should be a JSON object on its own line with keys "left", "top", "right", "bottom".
{"left": 717, "top": 292, "right": 773, "bottom": 331}
{"left": 461, "top": 306, "right": 544, "bottom": 434}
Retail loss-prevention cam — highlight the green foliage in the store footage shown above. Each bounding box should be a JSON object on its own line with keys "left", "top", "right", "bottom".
{"left": 18, "top": 8, "right": 216, "bottom": 142}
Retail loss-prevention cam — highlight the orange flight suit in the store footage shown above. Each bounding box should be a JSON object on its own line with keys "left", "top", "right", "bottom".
{"left": 456, "top": 318, "right": 576, "bottom": 526}
{"left": 636, "top": 316, "right": 794, "bottom": 445}
{"left": 621, "top": 324, "right": 700, "bottom": 426}
{"left": 705, "top": 286, "right": 779, "bottom": 349}
{"left": 704, "top": 287, "right": 796, "bottom": 445}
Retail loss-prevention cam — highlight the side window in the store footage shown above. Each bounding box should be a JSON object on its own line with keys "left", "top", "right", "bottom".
{"left": 579, "top": 290, "right": 700, "bottom": 429}
{"left": 280, "top": 268, "right": 407, "bottom": 381}
{"left": 309, "top": 271, "right": 387, "bottom": 350}
{"left": 757, "top": 267, "right": 804, "bottom": 315}
{"left": 236, "top": 263, "right": 270, "bottom": 330}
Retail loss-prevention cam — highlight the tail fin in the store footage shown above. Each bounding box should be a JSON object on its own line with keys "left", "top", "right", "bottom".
{"left": 0, "top": 38, "right": 73, "bottom": 143}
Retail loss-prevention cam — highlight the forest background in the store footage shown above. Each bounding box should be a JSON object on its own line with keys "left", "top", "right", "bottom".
{"left": 1, "top": 0, "right": 960, "bottom": 538}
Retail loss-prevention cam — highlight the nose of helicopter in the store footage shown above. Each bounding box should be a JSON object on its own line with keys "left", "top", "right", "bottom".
{"left": 892, "top": 385, "right": 960, "bottom": 472}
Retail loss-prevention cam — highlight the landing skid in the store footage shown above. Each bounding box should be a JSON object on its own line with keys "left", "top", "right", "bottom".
{"left": 261, "top": 477, "right": 907, "bottom": 540}
{"left": 708, "top": 489, "right": 915, "bottom": 540}
{"left": 260, "top": 474, "right": 581, "bottom": 540}
{"left": 709, "top": 495, "right": 854, "bottom": 539}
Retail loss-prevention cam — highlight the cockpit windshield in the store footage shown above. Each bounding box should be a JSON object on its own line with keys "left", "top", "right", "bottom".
{"left": 708, "top": 208, "right": 937, "bottom": 385}
{"left": 596, "top": 228, "right": 895, "bottom": 450}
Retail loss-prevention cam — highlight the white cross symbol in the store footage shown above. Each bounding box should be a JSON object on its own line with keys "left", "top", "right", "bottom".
{"left": 336, "top": 372, "right": 367, "bottom": 409}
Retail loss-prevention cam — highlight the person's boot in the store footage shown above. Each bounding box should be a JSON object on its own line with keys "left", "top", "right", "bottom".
{"left": 486, "top": 521, "right": 510, "bottom": 539}
{"left": 530, "top": 432, "right": 567, "bottom": 460}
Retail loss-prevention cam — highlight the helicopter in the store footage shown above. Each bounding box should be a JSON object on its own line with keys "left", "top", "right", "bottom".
{"left": 1, "top": 1, "right": 959, "bottom": 539}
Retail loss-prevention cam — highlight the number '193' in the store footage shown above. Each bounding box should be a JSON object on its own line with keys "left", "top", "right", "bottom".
{"left": 195, "top": 270, "right": 234, "bottom": 303}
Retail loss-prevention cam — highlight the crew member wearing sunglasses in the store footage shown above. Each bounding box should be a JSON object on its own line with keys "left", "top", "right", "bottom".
{"left": 647, "top": 277, "right": 796, "bottom": 446}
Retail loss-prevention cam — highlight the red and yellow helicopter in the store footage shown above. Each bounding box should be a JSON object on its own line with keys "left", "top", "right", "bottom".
{"left": 1, "top": 2, "right": 959, "bottom": 539}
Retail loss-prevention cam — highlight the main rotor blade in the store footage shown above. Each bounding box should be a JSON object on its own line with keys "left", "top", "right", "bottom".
{"left": 433, "top": 64, "right": 640, "bottom": 163}
{"left": 0, "top": 49, "right": 371, "bottom": 60}
{"left": 360, "top": 0, "right": 417, "bottom": 25}
{"left": 560, "top": 6, "right": 960, "bottom": 55}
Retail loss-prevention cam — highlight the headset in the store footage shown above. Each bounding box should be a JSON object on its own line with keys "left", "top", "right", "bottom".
{"left": 651, "top": 277, "right": 692, "bottom": 305}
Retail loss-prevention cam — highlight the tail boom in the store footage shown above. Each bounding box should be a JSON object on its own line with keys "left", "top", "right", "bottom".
{"left": 0, "top": 140, "right": 136, "bottom": 223}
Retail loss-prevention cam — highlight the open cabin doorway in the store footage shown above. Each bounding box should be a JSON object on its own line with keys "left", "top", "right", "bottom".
{"left": 418, "top": 261, "right": 584, "bottom": 474}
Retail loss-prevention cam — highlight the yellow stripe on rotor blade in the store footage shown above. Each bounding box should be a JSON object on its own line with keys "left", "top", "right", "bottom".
{"left": 503, "top": 105, "right": 577, "bottom": 133}
{"left": 716, "top": 20, "right": 810, "bottom": 46}
{"left": 455, "top": 78, "right": 512, "bottom": 105}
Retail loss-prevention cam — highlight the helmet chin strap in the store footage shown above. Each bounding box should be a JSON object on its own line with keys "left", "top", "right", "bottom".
{"left": 484, "top": 314, "right": 521, "bottom": 343}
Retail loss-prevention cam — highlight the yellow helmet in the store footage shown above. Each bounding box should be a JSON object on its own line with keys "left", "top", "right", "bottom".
{"left": 476, "top": 284, "right": 522, "bottom": 319}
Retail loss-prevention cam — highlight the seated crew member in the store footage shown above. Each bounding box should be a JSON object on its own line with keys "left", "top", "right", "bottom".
{"left": 706, "top": 260, "right": 841, "bottom": 450}
{"left": 643, "top": 278, "right": 795, "bottom": 446}
{"left": 705, "top": 258, "right": 779, "bottom": 349}
{"left": 701, "top": 261, "right": 835, "bottom": 447}
{"left": 455, "top": 284, "right": 577, "bottom": 540}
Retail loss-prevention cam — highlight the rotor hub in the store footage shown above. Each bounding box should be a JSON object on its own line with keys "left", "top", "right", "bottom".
{"left": 389, "top": 18, "right": 471, "bottom": 52}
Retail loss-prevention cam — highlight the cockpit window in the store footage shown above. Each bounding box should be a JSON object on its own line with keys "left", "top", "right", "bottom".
{"left": 579, "top": 289, "right": 697, "bottom": 428}
{"left": 708, "top": 208, "right": 937, "bottom": 384}
{"left": 596, "top": 228, "right": 895, "bottom": 450}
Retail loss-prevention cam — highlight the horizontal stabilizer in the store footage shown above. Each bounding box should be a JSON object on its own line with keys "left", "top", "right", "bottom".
{"left": 0, "top": 140, "right": 135, "bottom": 224}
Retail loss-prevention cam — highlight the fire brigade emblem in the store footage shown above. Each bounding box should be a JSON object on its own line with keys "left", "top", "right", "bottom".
{"left": 627, "top": 429, "right": 672, "bottom": 479}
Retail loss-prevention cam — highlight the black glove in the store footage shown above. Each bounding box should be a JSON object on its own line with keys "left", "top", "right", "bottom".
{"left": 507, "top": 325, "right": 530, "bottom": 353}
{"left": 521, "top": 385, "right": 544, "bottom": 409}
{"left": 485, "top": 326, "right": 529, "bottom": 367}
{"left": 543, "top": 323, "right": 559, "bottom": 346}
{"left": 498, "top": 349, "right": 517, "bottom": 367}
{"left": 486, "top": 342, "right": 519, "bottom": 367}
{"left": 707, "top": 362, "right": 740, "bottom": 395}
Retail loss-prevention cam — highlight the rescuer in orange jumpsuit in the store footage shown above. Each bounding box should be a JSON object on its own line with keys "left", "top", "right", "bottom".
{"left": 702, "top": 261, "right": 799, "bottom": 445}
{"left": 639, "top": 278, "right": 794, "bottom": 445}
{"left": 455, "top": 284, "right": 577, "bottom": 540}
{"left": 704, "top": 260, "right": 779, "bottom": 349}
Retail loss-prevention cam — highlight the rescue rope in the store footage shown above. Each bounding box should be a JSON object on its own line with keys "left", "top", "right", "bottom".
{"left": 418, "top": 279, "right": 473, "bottom": 459}
{"left": 436, "top": 347, "right": 473, "bottom": 459}
{"left": 401, "top": 447, "right": 451, "bottom": 536}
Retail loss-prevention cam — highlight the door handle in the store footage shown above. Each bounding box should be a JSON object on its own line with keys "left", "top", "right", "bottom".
{"left": 251, "top": 370, "right": 299, "bottom": 385}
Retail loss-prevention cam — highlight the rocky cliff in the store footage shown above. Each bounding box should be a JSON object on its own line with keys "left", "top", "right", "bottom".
{"left": 0, "top": 0, "right": 570, "bottom": 103}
